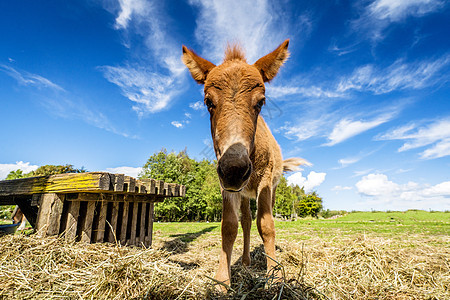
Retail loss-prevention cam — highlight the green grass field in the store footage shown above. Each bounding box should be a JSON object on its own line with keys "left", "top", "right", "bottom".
{"left": 153, "top": 210, "right": 449, "bottom": 242}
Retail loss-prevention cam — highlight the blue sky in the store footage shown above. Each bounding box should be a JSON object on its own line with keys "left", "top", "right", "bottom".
{"left": 1, "top": 0, "right": 449, "bottom": 211}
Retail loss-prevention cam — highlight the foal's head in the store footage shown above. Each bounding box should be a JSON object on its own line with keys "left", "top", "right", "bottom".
{"left": 182, "top": 40, "right": 289, "bottom": 192}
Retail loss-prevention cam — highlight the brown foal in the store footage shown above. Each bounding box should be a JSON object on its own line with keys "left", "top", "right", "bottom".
{"left": 182, "top": 40, "right": 307, "bottom": 290}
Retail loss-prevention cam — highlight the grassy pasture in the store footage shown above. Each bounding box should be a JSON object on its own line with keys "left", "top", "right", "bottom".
{"left": 0, "top": 210, "right": 448, "bottom": 299}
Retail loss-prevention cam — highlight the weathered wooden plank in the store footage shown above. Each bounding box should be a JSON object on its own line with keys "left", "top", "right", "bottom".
{"left": 129, "top": 202, "right": 139, "bottom": 245}
{"left": 156, "top": 180, "right": 165, "bottom": 196}
{"left": 108, "top": 202, "right": 120, "bottom": 243}
{"left": 136, "top": 180, "right": 146, "bottom": 194}
{"left": 65, "top": 201, "right": 80, "bottom": 241}
{"left": 95, "top": 201, "right": 108, "bottom": 243}
{"left": 81, "top": 201, "right": 96, "bottom": 243}
{"left": 144, "top": 203, "right": 154, "bottom": 247}
{"left": 139, "top": 202, "right": 147, "bottom": 246}
{"left": 172, "top": 184, "right": 180, "bottom": 197}
{"left": 140, "top": 179, "right": 157, "bottom": 194}
{"left": 47, "top": 194, "right": 65, "bottom": 236}
{"left": 120, "top": 202, "right": 130, "bottom": 245}
{"left": 0, "top": 172, "right": 110, "bottom": 196}
{"left": 35, "top": 193, "right": 64, "bottom": 237}
{"left": 164, "top": 183, "right": 171, "bottom": 196}
{"left": 113, "top": 174, "right": 124, "bottom": 192}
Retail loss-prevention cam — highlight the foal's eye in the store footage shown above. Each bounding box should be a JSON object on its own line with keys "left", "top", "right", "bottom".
{"left": 205, "top": 97, "right": 214, "bottom": 110}
{"left": 256, "top": 98, "right": 265, "bottom": 110}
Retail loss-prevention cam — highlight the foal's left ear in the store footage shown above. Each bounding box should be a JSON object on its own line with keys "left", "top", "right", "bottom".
{"left": 182, "top": 46, "right": 216, "bottom": 84}
{"left": 253, "top": 39, "right": 290, "bottom": 82}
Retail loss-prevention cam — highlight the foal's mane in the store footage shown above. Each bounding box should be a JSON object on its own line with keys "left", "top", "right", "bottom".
{"left": 224, "top": 43, "right": 247, "bottom": 62}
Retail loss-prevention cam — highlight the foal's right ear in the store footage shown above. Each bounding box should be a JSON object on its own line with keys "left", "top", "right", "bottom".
{"left": 182, "top": 46, "right": 216, "bottom": 84}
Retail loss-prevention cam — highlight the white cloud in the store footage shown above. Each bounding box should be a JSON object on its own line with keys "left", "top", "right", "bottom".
{"left": 171, "top": 121, "right": 183, "bottom": 128}
{"left": 101, "top": 65, "right": 181, "bottom": 115}
{"left": 0, "top": 161, "right": 39, "bottom": 180}
{"left": 378, "top": 118, "right": 450, "bottom": 159}
{"left": 356, "top": 173, "right": 450, "bottom": 210}
{"left": 0, "top": 64, "right": 132, "bottom": 138}
{"left": 189, "top": 101, "right": 204, "bottom": 111}
{"left": 287, "top": 171, "right": 326, "bottom": 193}
{"left": 101, "top": 0, "right": 186, "bottom": 116}
{"left": 338, "top": 157, "right": 360, "bottom": 168}
{"left": 104, "top": 166, "right": 142, "bottom": 178}
{"left": 0, "top": 64, "right": 64, "bottom": 92}
{"left": 368, "top": 0, "right": 444, "bottom": 22}
{"left": 325, "top": 115, "right": 391, "bottom": 146}
{"left": 267, "top": 85, "right": 343, "bottom": 99}
{"left": 337, "top": 55, "right": 450, "bottom": 95}
{"left": 280, "top": 115, "right": 332, "bottom": 142}
{"left": 354, "top": 0, "right": 445, "bottom": 41}
{"left": 113, "top": 0, "right": 150, "bottom": 29}
{"left": 332, "top": 185, "right": 353, "bottom": 191}
{"left": 188, "top": 0, "right": 300, "bottom": 63}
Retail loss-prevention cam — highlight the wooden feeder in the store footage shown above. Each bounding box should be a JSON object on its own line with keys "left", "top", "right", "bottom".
{"left": 0, "top": 172, "right": 185, "bottom": 247}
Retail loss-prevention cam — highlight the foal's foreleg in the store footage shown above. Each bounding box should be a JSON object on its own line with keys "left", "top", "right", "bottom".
{"left": 215, "top": 192, "right": 240, "bottom": 289}
{"left": 240, "top": 197, "right": 252, "bottom": 266}
{"left": 256, "top": 186, "right": 279, "bottom": 276}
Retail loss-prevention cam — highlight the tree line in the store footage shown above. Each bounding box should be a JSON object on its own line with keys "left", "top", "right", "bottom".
{"left": 4, "top": 150, "right": 323, "bottom": 221}
{"left": 139, "top": 149, "right": 323, "bottom": 221}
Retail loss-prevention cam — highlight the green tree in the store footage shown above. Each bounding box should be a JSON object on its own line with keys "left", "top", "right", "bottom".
{"left": 140, "top": 149, "right": 222, "bottom": 221}
{"left": 274, "top": 175, "right": 296, "bottom": 218}
{"left": 297, "top": 192, "right": 323, "bottom": 218}
{"left": 201, "top": 161, "right": 222, "bottom": 221}
{"left": 5, "top": 169, "right": 25, "bottom": 180}
{"left": 29, "top": 164, "right": 86, "bottom": 176}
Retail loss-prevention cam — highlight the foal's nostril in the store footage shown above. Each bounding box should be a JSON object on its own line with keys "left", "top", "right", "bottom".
{"left": 217, "top": 162, "right": 225, "bottom": 179}
{"left": 242, "top": 164, "right": 252, "bottom": 181}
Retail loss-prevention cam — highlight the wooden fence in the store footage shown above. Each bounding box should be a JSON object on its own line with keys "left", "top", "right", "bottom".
{"left": 0, "top": 172, "right": 185, "bottom": 247}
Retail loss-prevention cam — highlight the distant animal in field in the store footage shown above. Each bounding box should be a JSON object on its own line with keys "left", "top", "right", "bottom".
{"left": 182, "top": 40, "right": 308, "bottom": 290}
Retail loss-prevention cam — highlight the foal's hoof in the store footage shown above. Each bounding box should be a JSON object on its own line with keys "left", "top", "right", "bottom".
{"left": 242, "top": 256, "right": 251, "bottom": 266}
{"left": 266, "top": 267, "right": 283, "bottom": 285}
{"left": 213, "top": 275, "right": 231, "bottom": 293}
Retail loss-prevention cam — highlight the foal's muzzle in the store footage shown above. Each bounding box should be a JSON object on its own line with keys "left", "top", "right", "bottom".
{"left": 217, "top": 143, "right": 252, "bottom": 192}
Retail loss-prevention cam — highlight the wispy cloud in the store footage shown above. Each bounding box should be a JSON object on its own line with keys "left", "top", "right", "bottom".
{"left": 188, "top": 0, "right": 306, "bottom": 63}
{"left": 0, "top": 63, "right": 133, "bottom": 138}
{"left": 325, "top": 114, "right": 393, "bottom": 146}
{"left": 332, "top": 185, "right": 353, "bottom": 191}
{"left": 337, "top": 55, "right": 450, "bottom": 94}
{"left": 353, "top": 0, "right": 445, "bottom": 41}
{"left": 377, "top": 117, "right": 450, "bottom": 159}
{"left": 336, "top": 147, "right": 381, "bottom": 169}
{"left": 101, "top": 65, "right": 181, "bottom": 115}
{"left": 338, "top": 157, "right": 361, "bottom": 168}
{"left": 280, "top": 116, "right": 330, "bottom": 142}
{"left": 0, "top": 64, "right": 64, "bottom": 92}
{"left": 189, "top": 101, "right": 204, "bottom": 111}
{"left": 101, "top": 0, "right": 186, "bottom": 116}
{"left": 267, "top": 85, "right": 343, "bottom": 99}
{"left": 356, "top": 173, "right": 450, "bottom": 210}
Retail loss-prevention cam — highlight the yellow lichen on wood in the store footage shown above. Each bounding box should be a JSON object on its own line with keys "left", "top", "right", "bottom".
{"left": 0, "top": 172, "right": 110, "bottom": 196}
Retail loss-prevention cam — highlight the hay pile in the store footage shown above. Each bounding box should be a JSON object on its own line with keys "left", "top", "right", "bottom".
{"left": 0, "top": 234, "right": 319, "bottom": 299}
{"left": 0, "top": 231, "right": 448, "bottom": 299}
